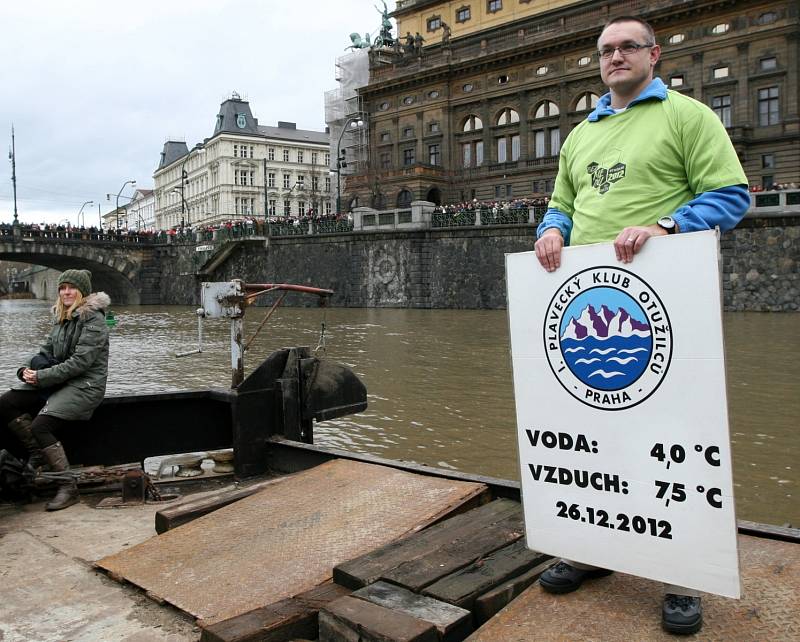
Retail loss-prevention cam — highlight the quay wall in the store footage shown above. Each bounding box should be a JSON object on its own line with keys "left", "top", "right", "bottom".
{"left": 166, "top": 215, "right": 798, "bottom": 311}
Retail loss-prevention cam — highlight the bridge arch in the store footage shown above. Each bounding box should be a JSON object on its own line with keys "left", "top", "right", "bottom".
{"left": 0, "top": 240, "right": 147, "bottom": 304}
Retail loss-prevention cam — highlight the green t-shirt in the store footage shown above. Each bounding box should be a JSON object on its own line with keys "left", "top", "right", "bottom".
{"left": 549, "top": 90, "right": 747, "bottom": 246}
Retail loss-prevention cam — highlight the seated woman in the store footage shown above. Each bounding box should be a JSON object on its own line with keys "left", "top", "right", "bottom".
{"left": 0, "top": 269, "right": 110, "bottom": 510}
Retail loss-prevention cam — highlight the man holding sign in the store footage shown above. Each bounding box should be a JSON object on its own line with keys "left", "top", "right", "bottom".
{"left": 532, "top": 15, "right": 748, "bottom": 635}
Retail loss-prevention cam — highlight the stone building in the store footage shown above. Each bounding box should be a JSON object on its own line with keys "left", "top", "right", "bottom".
{"left": 154, "top": 94, "right": 332, "bottom": 230}
{"left": 345, "top": 0, "right": 798, "bottom": 208}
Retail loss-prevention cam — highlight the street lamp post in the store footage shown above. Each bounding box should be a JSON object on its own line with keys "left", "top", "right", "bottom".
{"left": 335, "top": 117, "right": 363, "bottom": 215}
{"left": 180, "top": 143, "right": 206, "bottom": 231}
{"left": 116, "top": 180, "right": 136, "bottom": 230}
{"left": 77, "top": 200, "right": 93, "bottom": 228}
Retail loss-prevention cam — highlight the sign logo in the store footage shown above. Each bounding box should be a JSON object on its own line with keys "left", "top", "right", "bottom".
{"left": 236, "top": 113, "right": 247, "bottom": 129}
{"left": 544, "top": 266, "right": 672, "bottom": 410}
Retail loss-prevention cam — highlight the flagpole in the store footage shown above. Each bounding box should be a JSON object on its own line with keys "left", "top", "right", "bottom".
{"left": 9, "top": 125, "right": 18, "bottom": 223}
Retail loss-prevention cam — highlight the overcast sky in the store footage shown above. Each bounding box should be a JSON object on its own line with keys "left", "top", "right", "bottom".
{"left": 0, "top": 0, "right": 395, "bottom": 226}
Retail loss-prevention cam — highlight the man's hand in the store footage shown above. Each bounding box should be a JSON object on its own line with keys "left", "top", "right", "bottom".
{"left": 535, "top": 228, "right": 564, "bottom": 272}
{"left": 613, "top": 224, "right": 668, "bottom": 263}
{"left": 22, "top": 368, "right": 38, "bottom": 385}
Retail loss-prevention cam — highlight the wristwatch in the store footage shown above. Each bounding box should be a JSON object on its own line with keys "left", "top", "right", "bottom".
{"left": 657, "top": 216, "right": 677, "bottom": 234}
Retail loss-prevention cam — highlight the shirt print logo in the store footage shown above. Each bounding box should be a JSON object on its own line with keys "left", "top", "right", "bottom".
{"left": 587, "top": 161, "right": 626, "bottom": 194}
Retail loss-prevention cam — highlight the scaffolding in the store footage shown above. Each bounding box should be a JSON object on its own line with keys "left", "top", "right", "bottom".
{"left": 325, "top": 49, "right": 370, "bottom": 212}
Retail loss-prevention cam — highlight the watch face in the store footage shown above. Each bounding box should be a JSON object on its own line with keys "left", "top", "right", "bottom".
{"left": 658, "top": 216, "right": 675, "bottom": 230}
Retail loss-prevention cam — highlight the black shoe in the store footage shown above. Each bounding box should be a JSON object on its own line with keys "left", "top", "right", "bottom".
{"left": 539, "top": 561, "right": 613, "bottom": 594}
{"left": 662, "top": 593, "right": 702, "bottom": 635}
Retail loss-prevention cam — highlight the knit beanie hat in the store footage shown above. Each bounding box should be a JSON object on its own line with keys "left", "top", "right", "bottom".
{"left": 58, "top": 269, "right": 92, "bottom": 296}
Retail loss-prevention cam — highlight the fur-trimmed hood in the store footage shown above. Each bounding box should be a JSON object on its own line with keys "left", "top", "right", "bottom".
{"left": 51, "top": 292, "right": 111, "bottom": 320}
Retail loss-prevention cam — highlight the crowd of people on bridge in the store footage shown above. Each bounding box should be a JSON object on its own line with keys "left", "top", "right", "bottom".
{"left": 748, "top": 182, "right": 798, "bottom": 192}
{"left": 433, "top": 196, "right": 550, "bottom": 216}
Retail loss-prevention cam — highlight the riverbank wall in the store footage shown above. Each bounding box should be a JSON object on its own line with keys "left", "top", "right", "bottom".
{"left": 160, "top": 214, "right": 798, "bottom": 311}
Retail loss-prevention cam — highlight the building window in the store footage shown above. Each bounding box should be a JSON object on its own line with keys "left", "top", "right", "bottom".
{"left": 461, "top": 141, "right": 483, "bottom": 167}
{"left": 429, "top": 122, "right": 440, "bottom": 133}
{"left": 284, "top": 200, "right": 291, "bottom": 216}
{"left": 496, "top": 137, "right": 507, "bottom": 163}
{"left": 403, "top": 95, "right": 415, "bottom": 105}
{"left": 380, "top": 152, "right": 391, "bottom": 169}
{"left": 760, "top": 57, "right": 777, "bottom": 71}
{"left": 463, "top": 83, "right": 474, "bottom": 93}
{"left": 668, "top": 33, "right": 685, "bottom": 44}
{"left": 296, "top": 175, "right": 305, "bottom": 189}
{"left": 462, "top": 114, "right": 483, "bottom": 131}
{"left": 577, "top": 56, "right": 591, "bottom": 67}
{"left": 325, "top": 202, "right": 332, "bottom": 215}
{"left": 297, "top": 150, "right": 304, "bottom": 163}
{"left": 403, "top": 148, "right": 415, "bottom": 166}
{"left": 498, "top": 75, "right": 509, "bottom": 84}
{"left": 325, "top": 152, "right": 331, "bottom": 165}
{"left": 312, "top": 176, "right": 319, "bottom": 191}
{"left": 379, "top": 101, "right": 389, "bottom": 111}
{"left": 312, "top": 152, "right": 318, "bottom": 164}
{"left": 428, "top": 144, "right": 441, "bottom": 165}
{"left": 758, "top": 86, "right": 779, "bottom": 126}
{"left": 757, "top": 12, "right": 777, "bottom": 25}
{"left": 712, "top": 95, "right": 731, "bottom": 127}
{"left": 456, "top": 6, "right": 471, "bottom": 22}
{"left": 711, "top": 23, "right": 730, "bottom": 35}
{"left": 487, "top": 0, "right": 502, "bottom": 13}
{"left": 670, "top": 75, "right": 684, "bottom": 87}
{"left": 268, "top": 147, "right": 275, "bottom": 160}
{"left": 575, "top": 92, "right": 600, "bottom": 111}
{"left": 397, "top": 190, "right": 413, "bottom": 207}
{"left": 536, "top": 65, "right": 549, "bottom": 76}
{"left": 762, "top": 175, "right": 774, "bottom": 190}
{"left": 511, "top": 134, "right": 520, "bottom": 161}
{"left": 298, "top": 201, "right": 306, "bottom": 214}
{"left": 496, "top": 108, "right": 519, "bottom": 125}
{"left": 380, "top": 132, "right": 390, "bottom": 142}
{"left": 427, "top": 16, "right": 441, "bottom": 31}
{"left": 713, "top": 66, "right": 729, "bottom": 79}
{"left": 428, "top": 89, "right": 440, "bottom": 99}
{"left": 534, "top": 100, "right": 559, "bottom": 119}
{"left": 403, "top": 127, "right": 414, "bottom": 138}
{"left": 268, "top": 200, "right": 276, "bottom": 216}
{"left": 283, "top": 174, "right": 291, "bottom": 189}
{"left": 325, "top": 176, "right": 331, "bottom": 191}
{"left": 762, "top": 154, "right": 775, "bottom": 169}
{"left": 551, "top": 128, "right": 561, "bottom": 156}
{"left": 534, "top": 130, "right": 545, "bottom": 158}
{"left": 283, "top": 149, "right": 290, "bottom": 162}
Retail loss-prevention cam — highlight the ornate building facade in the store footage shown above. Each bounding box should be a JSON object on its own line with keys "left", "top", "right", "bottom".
{"left": 346, "top": 0, "right": 798, "bottom": 208}
{"left": 154, "top": 95, "right": 332, "bottom": 230}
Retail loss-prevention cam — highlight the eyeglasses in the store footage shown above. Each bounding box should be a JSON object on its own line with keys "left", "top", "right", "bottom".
{"left": 598, "top": 43, "right": 654, "bottom": 59}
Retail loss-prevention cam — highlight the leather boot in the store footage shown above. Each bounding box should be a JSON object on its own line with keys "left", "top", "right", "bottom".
{"left": 41, "top": 442, "right": 79, "bottom": 511}
{"left": 7, "top": 414, "right": 47, "bottom": 470}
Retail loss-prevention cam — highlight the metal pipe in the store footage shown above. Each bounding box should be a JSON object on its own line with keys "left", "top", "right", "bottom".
{"left": 244, "top": 283, "right": 334, "bottom": 297}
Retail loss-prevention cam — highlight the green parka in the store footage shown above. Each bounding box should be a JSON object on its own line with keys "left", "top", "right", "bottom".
{"left": 15, "top": 292, "right": 111, "bottom": 421}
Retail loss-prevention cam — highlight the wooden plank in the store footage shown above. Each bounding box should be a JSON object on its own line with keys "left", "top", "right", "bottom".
{"left": 472, "top": 559, "right": 554, "bottom": 625}
{"left": 319, "top": 595, "right": 438, "bottom": 642}
{"left": 380, "top": 511, "right": 525, "bottom": 592}
{"left": 353, "top": 581, "right": 472, "bottom": 642}
{"left": 422, "top": 540, "right": 551, "bottom": 610}
{"left": 334, "top": 499, "right": 521, "bottom": 589}
{"left": 200, "top": 582, "right": 351, "bottom": 642}
{"left": 155, "top": 477, "right": 288, "bottom": 534}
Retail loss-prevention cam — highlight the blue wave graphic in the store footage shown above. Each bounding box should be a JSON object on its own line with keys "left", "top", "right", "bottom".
{"left": 562, "top": 335, "right": 652, "bottom": 390}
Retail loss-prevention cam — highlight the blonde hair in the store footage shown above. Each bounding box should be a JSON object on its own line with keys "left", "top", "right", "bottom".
{"left": 54, "top": 288, "right": 84, "bottom": 323}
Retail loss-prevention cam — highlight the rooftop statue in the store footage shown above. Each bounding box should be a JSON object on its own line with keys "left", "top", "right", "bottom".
{"left": 347, "top": 32, "right": 372, "bottom": 50}
{"left": 373, "top": 1, "right": 395, "bottom": 48}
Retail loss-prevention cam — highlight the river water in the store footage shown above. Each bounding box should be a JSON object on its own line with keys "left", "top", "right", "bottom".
{"left": 0, "top": 299, "right": 796, "bottom": 527}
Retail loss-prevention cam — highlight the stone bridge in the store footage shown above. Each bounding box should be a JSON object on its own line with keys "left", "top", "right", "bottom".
{"left": 0, "top": 230, "right": 162, "bottom": 304}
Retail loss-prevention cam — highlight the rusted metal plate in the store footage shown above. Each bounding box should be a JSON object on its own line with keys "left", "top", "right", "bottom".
{"left": 468, "top": 534, "right": 800, "bottom": 641}
{"left": 97, "top": 459, "right": 486, "bottom": 625}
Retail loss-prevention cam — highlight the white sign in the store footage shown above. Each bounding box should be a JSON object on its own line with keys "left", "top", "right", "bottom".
{"left": 196, "top": 244, "right": 215, "bottom": 252}
{"left": 507, "top": 230, "right": 740, "bottom": 598}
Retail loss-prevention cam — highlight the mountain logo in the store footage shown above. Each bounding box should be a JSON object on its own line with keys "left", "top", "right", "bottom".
{"left": 543, "top": 266, "right": 673, "bottom": 411}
